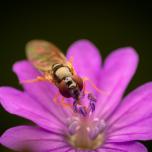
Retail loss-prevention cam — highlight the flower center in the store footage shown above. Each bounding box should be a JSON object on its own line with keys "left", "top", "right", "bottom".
{"left": 66, "top": 116, "right": 106, "bottom": 150}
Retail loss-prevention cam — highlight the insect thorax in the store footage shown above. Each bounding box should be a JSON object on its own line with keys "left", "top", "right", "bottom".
{"left": 52, "top": 64, "right": 83, "bottom": 100}
{"left": 52, "top": 63, "right": 73, "bottom": 83}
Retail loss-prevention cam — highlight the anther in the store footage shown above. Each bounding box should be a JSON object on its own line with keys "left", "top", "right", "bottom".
{"left": 67, "top": 117, "right": 106, "bottom": 150}
{"left": 88, "top": 119, "right": 106, "bottom": 140}
{"left": 68, "top": 120, "right": 80, "bottom": 135}
{"left": 88, "top": 93, "right": 96, "bottom": 102}
{"left": 97, "top": 119, "right": 106, "bottom": 131}
{"left": 88, "top": 126, "right": 101, "bottom": 139}
{"left": 88, "top": 93, "right": 97, "bottom": 112}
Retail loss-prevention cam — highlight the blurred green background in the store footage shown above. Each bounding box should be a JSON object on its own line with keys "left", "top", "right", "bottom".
{"left": 0, "top": 1, "right": 152, "bottom": 151}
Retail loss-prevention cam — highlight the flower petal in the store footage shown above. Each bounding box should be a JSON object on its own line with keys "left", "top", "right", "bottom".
{"left": 107, "top": 82, "right": 152, "bottom": 141}
{"left": 0, "top": 125, "right": 69, "bottom": 152}
{"left": 66, "top": 39, "right": 102, "bottom": 94}
{"left": 95, "top": 47, "right": 139, "bottom": 119}
{"left": 0, "top": 87, "right": 65, "bottom": 133}
{"left": 13, "top": 60, "right": 70, "bottom": 120}
{"left": 99, "top": 142, "right": 147, "bottom": 152}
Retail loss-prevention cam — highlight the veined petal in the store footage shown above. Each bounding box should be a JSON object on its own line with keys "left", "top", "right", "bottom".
{"left": 0, "top": 87, "right": 65, "bottom": 133}
{"left": 99, "top": 142, "right": 147, "bottom": 152}
{"left": 107, "top": 82, "right": 152, "bottom": 141}
{"left": 0, "top": 125, "right": 69, "bottom": 152}
{"left": 13, "top": 60, "right": 70, "bottom": 120}
{"left": 95, "top": 47, "right": 139, "bottom": 119}
{"left": 66, "top": 39, "right": 102, "bottom": 94}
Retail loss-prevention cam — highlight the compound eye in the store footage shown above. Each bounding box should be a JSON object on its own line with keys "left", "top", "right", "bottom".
{"left": 58, "top": 80, "right": 71, "bottom": 98}
{"left": 72, "top": 75, "right": 83, "bottom": 91}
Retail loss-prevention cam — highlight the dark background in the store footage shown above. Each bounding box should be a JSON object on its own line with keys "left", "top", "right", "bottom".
{"left": 0, "top": 1, "right": 152, "bottom": 151}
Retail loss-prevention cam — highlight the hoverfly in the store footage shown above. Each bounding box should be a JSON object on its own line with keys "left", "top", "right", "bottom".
{"left": 25, "top": 40, "right": 98, "bottom": 116}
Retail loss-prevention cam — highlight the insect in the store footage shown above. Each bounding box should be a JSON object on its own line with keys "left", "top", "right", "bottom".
{"left": 25, "top": 40, "right": 98, "bottom": 116}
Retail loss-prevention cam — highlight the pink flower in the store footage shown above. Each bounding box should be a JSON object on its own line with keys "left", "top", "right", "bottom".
{"left": 0, "top": 40, "right": 152, "bottom": 152}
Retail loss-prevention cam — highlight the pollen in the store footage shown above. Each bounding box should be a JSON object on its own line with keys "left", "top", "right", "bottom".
{"left": 66, "top": 116, "right": 106, "bottom": 150}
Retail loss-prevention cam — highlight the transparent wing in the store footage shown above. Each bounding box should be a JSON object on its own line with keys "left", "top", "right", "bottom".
{"left": 26, "top": 40, "right": 66, "bottom": 72}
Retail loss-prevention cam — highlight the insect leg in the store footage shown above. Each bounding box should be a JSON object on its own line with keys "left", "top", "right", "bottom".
{"left": 66, "top": 56, "right": 77, "bottom": 75}
{"left": 82, "top": 77, "right": 107, "bottom": 95}
{"left": 21, "top": 72, "right": 55, "bottom": 85}
{"left": 20, "top": 76, "right": 47, "bottom": 84}
{"left": 53, "top": 93, "right": 72, "bottom": 111}
{"left": 81, "top": 80, "right": 89, "bottom": 95}
{"left": 61, "top": 97, "right": 72, "bottom": 109}
{"left": 68, "top": 56, "right": 74, "bottom": 64}
{"left": 53, "top": 92, "right": 61, "bottom": 105}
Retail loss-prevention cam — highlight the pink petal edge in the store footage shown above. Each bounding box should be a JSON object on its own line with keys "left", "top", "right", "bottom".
{"left": 0, "top": 87, "right": 65, "bottom": 134}
{"left": 0, "top": 125, "right": 69, "bottom": 152}
{"left": 95, "top": 47, "right": 139, "bottom": 120}
{"left": 107, "top": 82, "right": 152, "bottom": 142}
{"left": 100, "top": 142, "right": 147, "bottom": 152}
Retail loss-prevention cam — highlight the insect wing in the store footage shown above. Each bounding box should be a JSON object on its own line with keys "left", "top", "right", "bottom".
{"left": 26, "top": 40, "right": 66, "bottom": 72}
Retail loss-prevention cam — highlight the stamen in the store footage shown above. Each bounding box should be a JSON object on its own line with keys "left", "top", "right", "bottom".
{"left": 88, "top": 93, "right": 97, "bottom": 113}
{"left": 73, "top": 101, "right": 88, "bottom": 117}
{"left": 88, "top": 119, "right": 106, "bottom": 140}
{"left": 88, "top": 126, "right": 100, "bottom": 139}
{"left": 68, "top": 120, "right": 80, "bottom": 135}
{"left": 67, "top": 116, "right": 106, "bottom": 150}
{"left": 79, "top": 106, "right": 88, "bottom": 117}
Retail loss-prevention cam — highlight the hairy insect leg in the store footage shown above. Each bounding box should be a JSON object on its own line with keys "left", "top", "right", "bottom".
{"left": 20, "top": 76, "right": 47, "bottom": 84}
{"left": 61, "top": 97, "right": 73, "bottom": 110}
{"left": 83, "top": 77, "right": 107, "bottom": 95}
{"left": 53, "top": 93, "right": 72, "bottom": 111}
{"left": 21, "top": 72, "right": 54, "bottom": 85}
{"left": 66, "top": 56, "right": 77, "bottom": 75}
{"left": 68, "top": 56, "right": 74, "bottom": 64}
{"left": 81, "top": 79, "right": 89, "bottom": 95}
{"left": 53, "top": 92, "right": 61, "bottom": 105}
